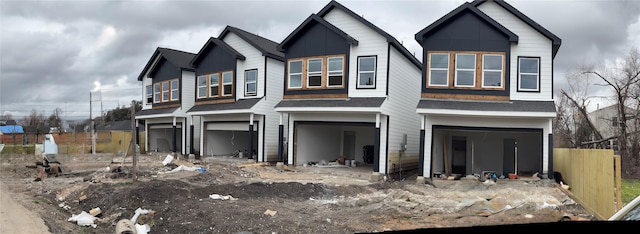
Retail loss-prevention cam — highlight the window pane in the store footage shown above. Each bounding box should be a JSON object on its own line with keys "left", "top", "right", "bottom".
{"left": 520, "top": 58, "right": 539, "bottom": 73}
{"left": 308, "top": 76, "right": 321, "bottom": 87}
{"left": 456, "top": 71, "right": 474, "bottom": 86}
{"left": 290, "top": 74, "right": 301, "bottom": 88}
{"left": 146, "top": 85, "right": 152, "bottom": 96}
{"left": 329, "top": 75, "right": 342, "bottom": 86}
{"left": 162, "top": 92, "right": 168, "bottom": 101}
{"left": 211, "top": 86, "right": 219, "bottom": 96}
{"left": 223, "top": 85, "right": 232, "bottom": 95}
{"left": 430, "top": 54, "right": 448, "bottom": 69}
{"left": 198, "top": 76, "right": 207, "bottom": 86}
{"left": 171, "top": 80, "right": 178, "bottom": 88}
{"left": 484, "top": 55, "right": 502, "bottom": 70}
{"left": 430, "top": 71, "right": 448, "bottom": 85}
{"left": 198, "top": 87, "right": 206, "bottom": 97}
{"left": 171, "top": 90, "right": 178, "bottom": 99}
{"left": 245, "top": 70, "right": 257, "bottom": 82}
{"left": 162, "top": 82, "right": 168, "bottom": 90}
{"left": 222, "top": 72, "right": 232, "bottom": 83}
{"left": 328, "top": 57, "right": 343, "bottom": 72}
{"left": 520, "top": 74, "right": 538, "bottom": 90}
{"left": 289, "top": 61, "right": 302, "bottom": 74}
{"left": 246, "top": 83, "right": 256, "bottom": 93}
{"left": 484, "top": 71, "right": 502, "bottom": 87}
{"left": 308, "top": 59, "right": 322, "bottom": 72}
{"left": 456, "top": 54, "right": 475, "bottom": 69}
{"left": 359, "top": 57, "right": 375, "bottom": 72}
{"left": 210, "top": 74, "right": 219, "bottom": 85}
{"left": 359, "top": 72, "right": 375, "bottom": 86}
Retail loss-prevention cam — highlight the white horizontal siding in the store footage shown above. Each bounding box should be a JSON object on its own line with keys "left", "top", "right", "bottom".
{"left": 222, "top": 32, "right": 265, "bottom": 99}
{"left": 323, "top": 8, "right": 388, "bottom": 98}
{"left": 179, "top": 70, "right": 195, "bottom": 113}
{"left": 478, "top": 2, "right": 554, "bottom": 101}
{"left": 384, "top": 46, "right": 422, "bottom": 158}
{"left": 257, "top": 58, "right": 285, "bottom": 161}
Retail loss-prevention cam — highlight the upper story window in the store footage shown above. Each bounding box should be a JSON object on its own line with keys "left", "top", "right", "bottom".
{"left": 427, "top": 51, "right": 504, "bottom": 90}
{"left": 482, "top": 54, "right": 503, "bottom": 88}
{"left": 287, "top": 54, "right": 346, "bottom": 90}
{"left": 210, "top": 73, "right": 219, "bottom": 97}
{"left": 612, "top": 116, "right": 619, "bottom": 127}
{"left": 161, "top": 81, "right": 169, "bottom": 102}
{"left": 196, "top": 71, "right": 234, "bottom": 99}
{"left": 245, "top": 69, "right": 257, "bottom": 96}
{"left": 518, "top": 57, "right": 540, "bottom": 92}
{"left": 170, "top": 80, "right": 179, "bottom": 101}
{"left": 357, "top": 56, "right": 376, "bottom": 89}
{"left": 153, "top": 83, "right": 160, "bottom": 103}
{"left": 222, "top": 71, "right": 233, "bottom": 96}
{"left": 145, "top": 85, "right": 152, "bottom": 104}
{"left": 152, "top": 78, "right": 179, "bottom": 103}
{"left": 197, "top": 76, "right": 207, "bottom": 98}
{"left": 428, "top": 53, "right": 449, "bottom": 86}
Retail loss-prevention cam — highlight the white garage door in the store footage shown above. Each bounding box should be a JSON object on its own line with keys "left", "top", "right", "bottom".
{"left": 206, "top": 122, "right": 255, "bottom": 131}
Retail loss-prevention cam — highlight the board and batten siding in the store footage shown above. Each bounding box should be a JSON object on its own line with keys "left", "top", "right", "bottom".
{"left": 222, "top": 32, "right": 266, "bottom": 99}
{"left": 383, "top": 46, "right": 422, "bottom": 173}
{"left": 322, "top": 8, "right": 388, "bottom": 98}
{"left": 477, "top": 2, "right": 553, "bottom": 101}
{"left": 421, "top": 115, "right": 552, "bottom": 178}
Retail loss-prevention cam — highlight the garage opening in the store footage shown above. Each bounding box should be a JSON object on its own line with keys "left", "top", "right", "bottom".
{"left": 294, "top": 122, "right": 374, "bottom": 167}
{"left": 204, "top": 122, "right": 258, "bottom": 158}
{"left": 148, "top": 124, "right": 182, "bottom": 153}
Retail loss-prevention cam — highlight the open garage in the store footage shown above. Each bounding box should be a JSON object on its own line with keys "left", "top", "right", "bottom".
{"left": 148, "top": 123, "right": 182, "bottom": 153}
{"left": 293, "top": 122, "right": 375, "bottom": 166}
{"left": 204, "top": 122, "right": 258, "bottom": 158}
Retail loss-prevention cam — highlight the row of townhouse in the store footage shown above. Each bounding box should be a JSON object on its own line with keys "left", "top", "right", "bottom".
{"left": 135, "top": 0, "right": 561, "bottom": 180}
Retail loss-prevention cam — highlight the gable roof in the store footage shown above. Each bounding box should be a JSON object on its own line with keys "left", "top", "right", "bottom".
{"left": 190, "top": 37, "right": 246, "bottom": 67}
{"left": 317, "top": 0, "right": 422, "bottom": 69}
{"left": 219, "top": 26, "right": 284, "bottom": 61}
{"left": 137, "top": 47, "right": 196, "bottom": 81}
{"left": 415, "top": 2, "right": 518, "bottom": 45}
{"left": 277, "top": 13, "right": 358, "bottom": 52}
{"left": 471, "top": 0, "right": 562, "bottom": 58}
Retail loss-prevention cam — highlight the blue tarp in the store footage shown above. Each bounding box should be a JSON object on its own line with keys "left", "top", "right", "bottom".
{"left": 0, "top": 125, "right": 24, "bottom": 134}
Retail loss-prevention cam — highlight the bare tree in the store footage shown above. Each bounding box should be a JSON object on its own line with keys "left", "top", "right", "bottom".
{"left": 21, "top": 109, "right": 45, "bottom": 127}
{"left": 47, "top": 107, "right": 63, "bottom": 128}
{"left": 0, "top": 112, "right": 14, "bottom": 122}
{"left": 584, "top": 47, "right": 640, "bottom": 177}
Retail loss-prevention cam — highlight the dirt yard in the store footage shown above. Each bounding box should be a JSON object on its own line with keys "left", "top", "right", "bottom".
{"left": 0, "top": 152, "right": 596, "bottom": 233}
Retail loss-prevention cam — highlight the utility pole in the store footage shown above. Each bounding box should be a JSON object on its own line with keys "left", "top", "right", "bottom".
{"left": 90, "top": 92, "right": 96, "bottom": 154}
{"left": 130, "top": 100, "right": 137, "bottom": 182}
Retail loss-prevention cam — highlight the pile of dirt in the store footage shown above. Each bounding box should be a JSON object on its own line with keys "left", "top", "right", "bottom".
{"left": 0, "top": 153, "right": 596, "bottom": 234}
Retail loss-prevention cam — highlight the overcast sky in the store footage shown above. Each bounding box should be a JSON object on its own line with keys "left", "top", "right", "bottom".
{"left": 1, "top": 0, "right": 639, "bottom": 122}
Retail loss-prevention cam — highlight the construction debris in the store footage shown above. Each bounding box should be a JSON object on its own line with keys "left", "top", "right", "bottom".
{"left": 68, "top": 211, "right": 99, "bottom": 228}
{"left": 209, "top": 194, "right": 237, "bottom": 200}
{"left": 264, "top": 209, "right": 277, "bottom": 216}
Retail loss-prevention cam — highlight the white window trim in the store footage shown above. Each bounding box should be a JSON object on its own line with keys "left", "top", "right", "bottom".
{"left": 327, "top": 57, "right": 344, "bottom": 88}
{"left": 245, "top": 69, "right": 257, "bottom": 96}
{"left": 197, "top": 76, "right": 207, "bottom": 99}
{"left": 306, "top": 58, "right": 323, "bottom": 88}
{"left": 481, "top": 54, "right": 503, "bottom": 88}
{"left": 357, "top": 56, "right": 376, "bottom": 88}
{"left": 428, "top": 53, "right": 449, "bottom": 87}
{"left": 222, "top": 71, "right": 233, "bottom": 96}
{"left": 288, "top": 60, "right": 303, "bottom": 89}
{"left": 170, "top": 79, "right": 179, "bottom": 101}
{"left": 210, "top": 73, "right": 219, "bottom": 98}
{"left": 161, "top": 81, "right": 169, "bottom": 102}
{"left": 145, "top": 85, "right": 152, "bottom": 105}
{"left": 153, "top": 83, "right": 161, "bottom": 103}
{"left": 454, "top": 53, "right": 476, "bottom": 87}
{"left": 518, "top": 57, "right": 540, "bottom": 91}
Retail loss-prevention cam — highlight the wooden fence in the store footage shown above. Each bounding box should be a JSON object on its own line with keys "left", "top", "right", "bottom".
{"left": 0, "top": 131, "right": 146, "bottom": 156}
{"left": 553, "top": 148, "right": 622, "bottom": 220}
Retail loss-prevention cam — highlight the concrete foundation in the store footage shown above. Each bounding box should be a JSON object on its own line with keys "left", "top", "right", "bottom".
{"left": 416, "top": 176, "right": 426, "bottom": 184}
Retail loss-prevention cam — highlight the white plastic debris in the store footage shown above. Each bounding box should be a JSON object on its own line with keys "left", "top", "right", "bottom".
{"left": 209, "top": 194, "right": 237, "bottom": 200}
{"left": 131, "top": 207, "right": 151, "bottom": 223}
{"left": 135, "top": 223, "right": 151, "bottom": 234}
{"left": 68, "top": 211, "right": 98, "bottom": 228}
{"left": 162, "top": 154, "right": 174, "bottom": 166}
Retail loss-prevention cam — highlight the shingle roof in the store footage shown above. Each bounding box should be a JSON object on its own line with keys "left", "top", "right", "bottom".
{"left": 137, "top": 47, "right": 196, "bottom": 81}
{"left": 190, "top": 37, "right": 246, "bottom": 66}
{"left": 415, "top": 2, "right": 518, "bottom": 45}
{"left": 220, "top": 26, "right": 284, "bottom": 61}
{"left": 275, "top": 97, "right": 386, "bottom": 108}
{"left": 317, "top": 0, "right": 422, "bottom": 69}
{"left": 187, "top": 98, "right": 261, "bottom": 113}
{"left": 471, "top": 0, "right": 562, "bottom": 58}
{"left": 417, "top": 99, "right": 556, "bottom": 113}
{"left": 135, "top": 107, "right": 178, "bottom": 117}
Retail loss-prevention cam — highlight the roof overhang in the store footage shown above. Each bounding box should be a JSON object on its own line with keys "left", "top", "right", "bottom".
{"left": 417, "top": 108, "right": 555, "bottom": 118}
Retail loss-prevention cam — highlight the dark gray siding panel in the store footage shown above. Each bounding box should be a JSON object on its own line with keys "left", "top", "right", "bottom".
{"left": 152, "top": 59, "right": 181, "bottom": 82}
{"left": 420, "top": 11, "right": 511, "bottom": 97}
{"left": 285, "top": 22, "right": 349, "bottom": 59}
{"left": 196, "top": 46, "right": 236, "bottom": 76}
